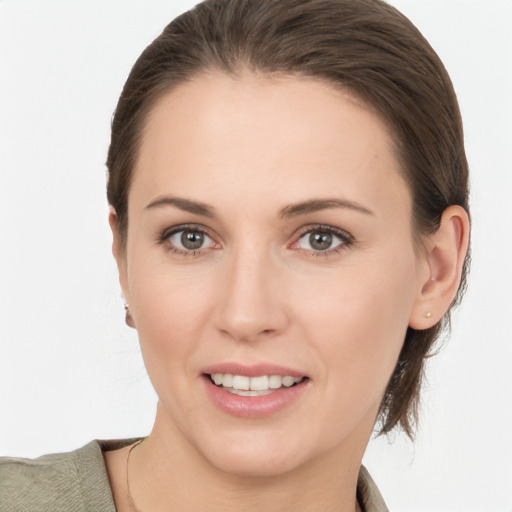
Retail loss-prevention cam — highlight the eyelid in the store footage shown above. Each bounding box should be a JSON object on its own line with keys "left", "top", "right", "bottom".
{"left": 159, "top": 223, "right": 210, "bottom": 239}
{"left": 294, "top": 224, "right": 354, "bottom": 241}
{"left": 156, "top": 222, "right": 354, "bottom": 256}
{"left": 289, "top": 224, "right": 355, "bottom": 252}
{"left": 156, "top": 223, "right": 221, "bottom": 253}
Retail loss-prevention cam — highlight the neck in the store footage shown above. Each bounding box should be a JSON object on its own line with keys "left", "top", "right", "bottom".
{"left": 125, "top": 408, "right": 370, "bottom": 512}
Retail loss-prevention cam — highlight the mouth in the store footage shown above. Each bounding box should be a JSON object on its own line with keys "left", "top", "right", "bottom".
{"left": 201, "top": 364, "right": 310, "bottom": 417}
{"left": 208, "top": 373, "right": 307, "bottom": 397}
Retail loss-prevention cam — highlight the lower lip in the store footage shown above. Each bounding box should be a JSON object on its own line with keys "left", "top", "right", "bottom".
{"left": 202, "top": 376, "right": 309, "bottom": 418}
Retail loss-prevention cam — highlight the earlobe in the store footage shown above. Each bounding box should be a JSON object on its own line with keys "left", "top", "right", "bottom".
{"left": 409, "top": 205, "right": 470, "bottom": 330}
{"left": 124, "top": 303, "right": 136, "bottom": 329}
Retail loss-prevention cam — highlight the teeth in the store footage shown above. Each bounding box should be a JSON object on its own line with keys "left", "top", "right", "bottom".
{"left": 210, "top": 373, "right": 304, "bottom": 391}
{"left": 222, "top": 373, "right": 233, "bottom": 387}
{"left": 282, "top": 376, "right": 296, "bottom": 387}
{"left": 227, "top": 388, "right": 274, "bottom": 397}
{"left": 232, "top": 375, "right": 250, "bottom": 390}
{"left": 269, "top": 375, "right": 282, "bottom": 389}
{"left": 250, "top": 375, "right": 268, "bottom": 391}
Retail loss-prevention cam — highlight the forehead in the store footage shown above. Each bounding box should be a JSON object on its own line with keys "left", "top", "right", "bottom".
{"left": 132, "top": 71, "right": 410, "bottom": 215}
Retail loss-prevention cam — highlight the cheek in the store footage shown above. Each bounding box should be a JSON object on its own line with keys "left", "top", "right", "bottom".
{"left": 294, "top": 249, "right": 417, "bottom": 400}
{"left": 126, "top": 250, "right": 216, "bottom": 380}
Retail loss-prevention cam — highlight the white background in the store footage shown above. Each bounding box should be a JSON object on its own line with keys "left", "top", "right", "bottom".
{"left": 0, "top": 1, "right": 511, "bottom": 511}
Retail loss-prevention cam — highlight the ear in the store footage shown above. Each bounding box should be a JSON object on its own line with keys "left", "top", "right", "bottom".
{"left": 409, "top": 205, "right": 470, "bottom": 330}
{"left": 109, "top": 208, "right": 136, "bottom": 328}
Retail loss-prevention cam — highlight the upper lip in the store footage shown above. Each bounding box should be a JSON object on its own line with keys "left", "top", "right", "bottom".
{"left": 201, "top": 363, "right": 307, "bottom": 378}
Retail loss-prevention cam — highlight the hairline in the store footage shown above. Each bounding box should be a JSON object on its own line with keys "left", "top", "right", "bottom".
{"left": 119, "top": 67, "right": 428, "bottom": 253}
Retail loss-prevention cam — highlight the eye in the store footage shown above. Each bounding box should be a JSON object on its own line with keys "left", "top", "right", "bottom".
{"left": 158, "top": 225, "right": 219, "bottom": 255}
{"left": 170, "top": 229, "right": 212, "bottom": 250}
{"left": 295, "top": 227, "right": 352, "bottom": 253}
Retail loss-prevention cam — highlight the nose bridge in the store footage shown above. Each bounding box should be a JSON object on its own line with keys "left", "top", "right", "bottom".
{"left": 215, "top": 239, "right": 287, "bottom": 341}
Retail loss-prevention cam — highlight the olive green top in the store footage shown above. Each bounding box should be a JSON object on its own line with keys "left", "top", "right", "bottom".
{"left": 0, "top": 439, "right": 389, "bottom": 511}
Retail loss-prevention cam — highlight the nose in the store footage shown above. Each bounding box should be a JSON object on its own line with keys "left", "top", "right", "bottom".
{"left": 214, "top": 246, "right": 289, "bottom": 342}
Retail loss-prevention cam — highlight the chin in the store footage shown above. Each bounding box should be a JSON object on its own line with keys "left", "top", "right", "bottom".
{"left": 194, "top": 425, "right": 326, "bottom": 478}
{"left": 206, "top": 445, "right": 306, "bottom": 478}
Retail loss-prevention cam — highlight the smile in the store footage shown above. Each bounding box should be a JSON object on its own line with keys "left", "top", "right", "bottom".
{"left": 210, "top": 374, "right": 305, "bottom": 396}
{"left": 201, "top": 363, "right": 310, "bottom": 417}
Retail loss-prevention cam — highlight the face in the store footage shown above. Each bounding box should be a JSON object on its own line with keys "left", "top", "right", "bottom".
{"left": 115, "top": 72, "right": 427, "bottom": 477}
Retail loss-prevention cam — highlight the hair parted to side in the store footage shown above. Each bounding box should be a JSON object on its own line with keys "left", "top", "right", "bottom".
{"left": 107, "top": 0, "right": 470, "bottom": 438}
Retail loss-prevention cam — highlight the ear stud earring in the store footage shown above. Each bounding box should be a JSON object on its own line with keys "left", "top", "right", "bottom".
{"left": 425, "top": 311, "right": 432, "bottom": 318}
{"left": 124, "top": 303, "right": 135, "bottom": 327}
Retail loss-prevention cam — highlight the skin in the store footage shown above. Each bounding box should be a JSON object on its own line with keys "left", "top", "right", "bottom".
{"left": 105, "top": 72, "right": 469, "bottom": 512}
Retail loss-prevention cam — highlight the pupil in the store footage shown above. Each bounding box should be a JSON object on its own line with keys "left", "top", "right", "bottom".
{"left": 181, "top": 230, "right": 204, "bottom": 250}
{"left": 310, "top": 232, "right": 332, "bottom": 251}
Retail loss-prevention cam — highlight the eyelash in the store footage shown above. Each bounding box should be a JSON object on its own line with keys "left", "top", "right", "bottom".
{"left": 156, "top": 223, "right": 354, "bottom": 257}
{"left": 156, "top": 223, "right": 217, "bottom": 256}
{"left": 292, "top": 224, "right": 355, "bottom": 257}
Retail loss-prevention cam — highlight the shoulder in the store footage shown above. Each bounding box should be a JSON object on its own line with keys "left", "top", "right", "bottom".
{"left": 0, "top": 440, "right": 119, "bottom": 512}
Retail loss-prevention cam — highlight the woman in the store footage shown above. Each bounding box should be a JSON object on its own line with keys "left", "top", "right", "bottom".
{"left": 0, "top": 0, "right": 470, "bottom": 511}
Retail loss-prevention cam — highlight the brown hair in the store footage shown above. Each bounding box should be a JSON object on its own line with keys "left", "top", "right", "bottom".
{"left": 107, "top": 0, "right": 470, "bottom": 437}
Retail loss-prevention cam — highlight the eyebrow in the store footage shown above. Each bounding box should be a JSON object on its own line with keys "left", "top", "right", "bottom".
{"left": 145, "top": 196, "right": 216, "bottom": 217}
{"left": 144, "top": 195, "right": 374, "bottom": 219}
{"left": 278, "top": 198, "right": 374, "bottom": 218}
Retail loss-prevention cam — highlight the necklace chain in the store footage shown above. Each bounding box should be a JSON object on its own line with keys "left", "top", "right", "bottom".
{"left": 125, "top": 439, "right": 362, "bottom": 512}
